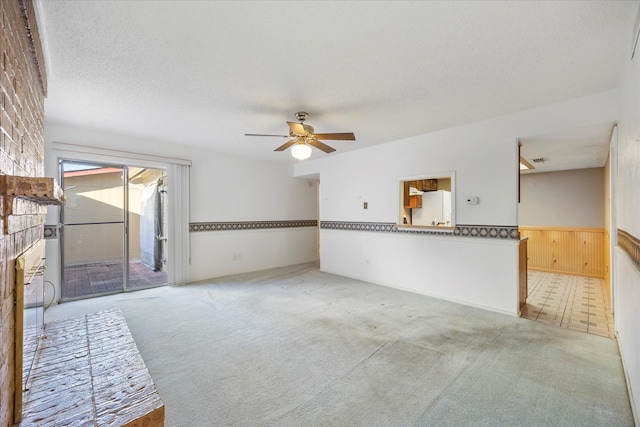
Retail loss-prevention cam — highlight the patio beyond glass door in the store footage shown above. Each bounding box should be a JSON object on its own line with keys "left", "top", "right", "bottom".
{"left": 61, "top": 161, "right": 127, "bottom": 300}
{"left": 127, "top": 167, "right": 168, "bottom": 291}
{"left": 60, "top": 161, "right": 169, "bottom": 301}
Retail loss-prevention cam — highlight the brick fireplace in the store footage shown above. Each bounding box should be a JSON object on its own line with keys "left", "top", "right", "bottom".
{"left": 1, "top": 1, "right": 49, "bottom": 424}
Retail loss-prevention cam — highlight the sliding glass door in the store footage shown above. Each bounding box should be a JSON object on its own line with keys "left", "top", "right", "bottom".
{"left": 60, "top": 160, "right": 168, "bottom": 301}
{"left": 127, "top": 167, "right": 168, "bottom": 291}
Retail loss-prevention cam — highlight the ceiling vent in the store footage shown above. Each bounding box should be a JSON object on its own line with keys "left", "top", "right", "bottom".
{"left": 532, "top": 157, "right": 548, "bottom": 164}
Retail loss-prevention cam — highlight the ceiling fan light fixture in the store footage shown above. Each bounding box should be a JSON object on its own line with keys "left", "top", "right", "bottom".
{"left": 246, "top": 112, "right": 355, "bottom": 157}
{"left": 291, "top": 143, "right": 312, "bottom": 160}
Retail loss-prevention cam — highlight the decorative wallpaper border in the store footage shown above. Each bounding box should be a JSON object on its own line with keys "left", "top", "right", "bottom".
{"left": 618, "top": 229, "right": 640, "bottom": 269}
{"left": 321, "top": 221, "right": 520, "bottom": 240}
{"left": 177, "top": 219, "right": 520, "bottom": 240}
{"left": 189, "top": 220, "right": 317, "bottom": 232}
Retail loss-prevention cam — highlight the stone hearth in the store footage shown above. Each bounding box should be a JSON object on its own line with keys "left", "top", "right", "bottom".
{"left": 20, "top": 309, "right": 164, "bottom": 426}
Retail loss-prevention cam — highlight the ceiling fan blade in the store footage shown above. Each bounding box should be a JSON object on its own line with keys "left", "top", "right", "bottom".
{"left": 287, "top": 122, "right": 307, "bottom": 135}
{"left": 245, "top": 133, "right": 289, "bottom": 138}
{"left": 314, "top": 132, "right": 356, "bottom": 140}
{"left": 308, "top": 139, "right": 336, "bottom": 153}
{"left": 274, "top": 139, "right": 298, "bottom": 152}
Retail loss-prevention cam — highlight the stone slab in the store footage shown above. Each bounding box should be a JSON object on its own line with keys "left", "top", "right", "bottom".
{"left": 19, "top": 308, "right": 164, "bottom": 426}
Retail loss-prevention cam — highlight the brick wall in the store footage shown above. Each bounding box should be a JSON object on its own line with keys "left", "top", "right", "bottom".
{"left": 0, "top": 1, "right": 47, "bottom": 425}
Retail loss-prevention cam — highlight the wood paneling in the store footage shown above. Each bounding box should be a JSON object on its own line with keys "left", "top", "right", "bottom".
{"left": 519, "top": 238, "right": 528, "bottom": 312}
{"left": 519, "top": 227, "right": 606, "bottom": 278}
{"left": 604, "top": 231, "right": 610, "bottom": 301}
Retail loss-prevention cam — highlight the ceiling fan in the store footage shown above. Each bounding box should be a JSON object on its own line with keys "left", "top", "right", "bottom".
{"left": 245, "top": 112, "right": 356, "bottom": 160}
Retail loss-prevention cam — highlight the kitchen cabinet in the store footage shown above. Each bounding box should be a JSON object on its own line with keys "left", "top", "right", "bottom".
{"left": 403, "top": 182, "right": 422, "bottom": 208}
{"left": 422, "top": 179, "right": 438, "bottom": 191}
{"left": 403, "top": 179, "right": 439, "bottom": 209}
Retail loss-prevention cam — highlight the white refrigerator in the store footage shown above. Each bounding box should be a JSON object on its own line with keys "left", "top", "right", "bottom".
{"left": 412, "top": 190, "right": 451, "bottom": 226}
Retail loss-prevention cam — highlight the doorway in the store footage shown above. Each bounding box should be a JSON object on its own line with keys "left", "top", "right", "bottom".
{"left": 60, "top": 160, "right": 168, "bottom": 301}
{"left": 518, "top": 124, "right": 617, "bottom": 337}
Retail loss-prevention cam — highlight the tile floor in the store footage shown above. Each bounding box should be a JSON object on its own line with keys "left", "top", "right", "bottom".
{"left": 522, "top": 270, "right": 614, "bottom": 338}
{"left": 62, "top": 261, "right": 167, "bottom": 300}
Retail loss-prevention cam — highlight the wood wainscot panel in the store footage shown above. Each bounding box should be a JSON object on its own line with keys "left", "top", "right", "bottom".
{"left": 519, "top": 226, "right": 606, "bottom": 278}
{"left": 518, "top": 238, "right": 528, "bottom": 313}
{"left": 605, "top": 230, "right": 611, "bottom": 302}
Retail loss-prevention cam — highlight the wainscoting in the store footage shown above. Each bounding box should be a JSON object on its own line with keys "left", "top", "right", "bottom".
{"left": 519, "top": 227, "right": 606, "bottom": 278}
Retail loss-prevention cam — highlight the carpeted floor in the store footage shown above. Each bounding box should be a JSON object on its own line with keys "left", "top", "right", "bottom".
{"left": 44, "top": 263, "right": 634, "bottom": 426}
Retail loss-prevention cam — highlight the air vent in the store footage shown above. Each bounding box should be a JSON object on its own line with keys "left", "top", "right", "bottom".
{"left": 532, "top": 157, "right": 548, "bottom": 163}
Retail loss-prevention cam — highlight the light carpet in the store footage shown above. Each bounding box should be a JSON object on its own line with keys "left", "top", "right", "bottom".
{"left": 45, "top": 263, "right": 634, "bottom": 426}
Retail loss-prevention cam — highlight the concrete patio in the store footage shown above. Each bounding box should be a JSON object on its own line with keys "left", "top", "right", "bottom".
{"left": 62, "top": 261, "right": 167, "bottom": 300}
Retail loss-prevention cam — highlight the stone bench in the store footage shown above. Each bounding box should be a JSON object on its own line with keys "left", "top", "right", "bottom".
{"left": 20, "top": 309, "right": 164, "bottom": 426}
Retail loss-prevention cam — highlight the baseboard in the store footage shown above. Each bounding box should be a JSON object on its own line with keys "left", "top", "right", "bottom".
{"left": 527, "top": 267, "right": 605, "bottom": 280}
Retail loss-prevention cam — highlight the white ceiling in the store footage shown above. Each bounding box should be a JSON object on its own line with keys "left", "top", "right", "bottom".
{"left": 520, "top": 122, "right": 616, "bottom": 174}
{"left": 34, "top": 1, "right": 638, "bottom": 167}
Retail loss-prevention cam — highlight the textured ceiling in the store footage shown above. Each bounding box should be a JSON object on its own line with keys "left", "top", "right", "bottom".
{"left": 520, "top": 122, "right": 616, "bottom": 174}
{"left": 34, "top": 1, "right": 638, "bottom": 166}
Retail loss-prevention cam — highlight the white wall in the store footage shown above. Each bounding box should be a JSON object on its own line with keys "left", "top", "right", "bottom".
{"left": 616, "top": 251, "right": 640, "bottom": 420}
{"left": 519, "top": 168, "right": 605, "bottom": 228}
{"left": 295, "top": 91, "right": 618, "bottom": 316}
{"left": 43, "top": 123, "right": 319, "bottom": 292}
{"left": 186, "top": 142, "right": 319, "bottom": 281}
{"left": 322, "top": 231, "right": 519, "bottom": 314}
{"left": 615, "top": 19, "right": 640, "bottom": 421}
{"left": 190, "top": 228, "right": 317, "bottom": 281}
